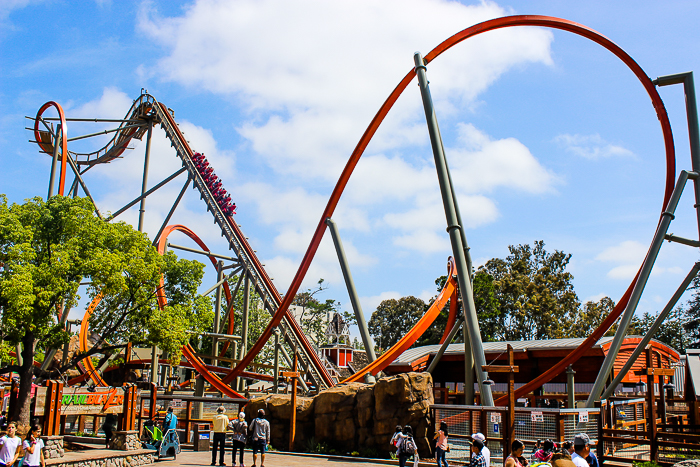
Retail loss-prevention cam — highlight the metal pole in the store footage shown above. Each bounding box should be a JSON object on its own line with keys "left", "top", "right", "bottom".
{"left": 273, "top": 328, "right": 280, "bottom": 394}
{"left": 213, "top": 260, "right": 224, "bottom": 367}
{"left": 655, "top": 72, "right": 700, "bottom": 237}
{"left": 427, "top": 316, "right": 464, "bottom": 373}
{"left": 48, "top": 124, "right": 61, "bottom": 199}
{"left": 152, "top": 176, "right": 191, "bottom": 247}
{"left": 566, "top": 365, "right": 576, "bottom": 408}
{"left": 325, "top": 218, "right": 377, "bottom": 361}
{"left": 241, "top": 274, "right": 250, "bottom": 361}
{"left": 414, "top": 51, "right": 493, "bottom": 406}
{"left": 600, "top": 262, "right": 700, "bottom": 400}
{"left": 464, "top": 325, "right": 475, "bottom": 404}
{"left": 586, "top": 170, "right": 694, "bottom": 407}
{"left": 139, "top": 120, "right": 154, "bottom": 232}
{"left": 150, "top": 347, "right": 159, "bottom": 384}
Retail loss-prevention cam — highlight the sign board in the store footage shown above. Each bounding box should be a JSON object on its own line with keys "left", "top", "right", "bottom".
{"left": 493, "top": 423, "right": 499, "bottom": 433}
{"left": 171, "top": 399, "right": 183, "bottom": 408}
{"left": 531, "top": 411, "right": 544, "bottom": 422}
{"left": 35, "top": 387, "right": 128, "bottom": 416}
{"left": 579, "top": 411, "right": 589, "bottom": 423}
{"left": 490, "top": 412, "right": 501, "bottom": 423}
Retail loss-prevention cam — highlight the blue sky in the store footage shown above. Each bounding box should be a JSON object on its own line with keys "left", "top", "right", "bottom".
{"left": 2, "top": 0, "right": 700, "bottom": 335}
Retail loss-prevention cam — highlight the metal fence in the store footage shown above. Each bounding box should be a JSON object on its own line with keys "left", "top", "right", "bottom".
{"left": 431, "top": 405, "right": 599, "bottom": 465}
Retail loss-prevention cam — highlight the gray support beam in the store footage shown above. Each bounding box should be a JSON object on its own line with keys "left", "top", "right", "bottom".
{"left": 273, "top": 328, "right": 280, "bottom": 394}
{"left": 138, "top": 119, "right": 154, "bottom": 232}
{"left": 241, "top": 274, "right": 251, "bottom": 361}
{"left": 586, "top": 170, "right": 695, "bottom": 407}
{"left": 600, "top": 262, "right": 700, "bottom": 401}
{"left": 325, "top": 218, "right": 376, "bottom": 361}
{"left": 567, "top": 365, "right": 576, "bottom": 408}
{"left": 167, "top": 242, "right": 240, "bottom": 262}
{"left": 213, "top": 260, "right": 224, "bottom": 366}
{"left": 152, "top": 176, "right": 191, "bottom": 247}
{"left": 427, "top": 316, "right": 464, "bottom": 373}
{"left": 413, "top": 51, "right": 493, "bottom": 406}
{"left": 110, "top": 167, "right": 187, "bottom": 221}
{"left": 150, "top": 347, "right": 159, "bottom": 384}
{"left": 655, "top": 72, "right": 700, "bottom": 238}
{"left": 464, "top": 325, "right": 475, "bottom": 404}
{"left": 47, "top": 124, "right": 61, "bottom": 199}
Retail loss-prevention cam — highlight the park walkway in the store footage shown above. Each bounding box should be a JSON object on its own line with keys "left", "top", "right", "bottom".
{"left": 154, "top": 450, "right": 436, "bottom": 466}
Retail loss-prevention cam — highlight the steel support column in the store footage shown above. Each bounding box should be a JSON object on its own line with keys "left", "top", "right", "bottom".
{"left": 213, "top": 260, "right": 224, "bottom": 368}
{"left": 413, "top": 51, "right": 493, "bottom": 405}
{"left": 325, "top": 218, "right": 376, "bottom": 361}
{"left": 273, "top": 328, "right": 281, "bottom": 394}
{"left": 600, "top": 262, "right": 700, "bottom": 400}
{"left": 138, "top": 119, "right": 154, "bottom": 232}
{"left": 47, "top": 124, "right": 61, "bottom": 199}
{"left": 586, "top": 170, "right": 695, "bottom": 407}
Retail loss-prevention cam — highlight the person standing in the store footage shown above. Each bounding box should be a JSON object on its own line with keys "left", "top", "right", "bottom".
{"left": 229, "top": 412, "right": 248, "bottom": 467}
{"left": 249, "top": 409, "right": 271, "bottom": 467}
{"left": 471, "top": 433, "right": 489, "bottom": 467}
{"left": 212, "top": 406, "right": 230, "bottom": 466}
{"left": 571, "top": 434, "right": 590, "bottom": 467}
{"left": 102, "top": 413, "right": 118, "bottom": 448}
{"left": 21, "top": 425, "right": 45, "bottom": 467}
{"left": 469, "top": 438, "right": 487, "bottom": 467}
{"left": 434, "top": 421, "right": 449, "bottom": 467}
{"left": 505, "top": 439, "right": 528, "bottom": 467}
{"left": 0, "top": 422, "right": 21, "bottom": 467}
{"left": 163, "top": 406, "right": 179, "bottom": 445}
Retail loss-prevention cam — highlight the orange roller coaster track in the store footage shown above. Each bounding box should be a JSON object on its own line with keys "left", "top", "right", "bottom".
{"left": 38, "top": 15, "right": 675, "bottom": 401}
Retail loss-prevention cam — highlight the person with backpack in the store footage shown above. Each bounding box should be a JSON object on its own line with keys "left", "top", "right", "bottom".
{"left": 397, "top": 425, "right": 418, "bottom": 467}
{"left": 0, "top": 422, "right": 21, "bottom": 467}
{"left": 249, "top": 409, "right": 271, "bottom": 467}
{"left": 229, "top": 412, "right": 248, "bottom": 467}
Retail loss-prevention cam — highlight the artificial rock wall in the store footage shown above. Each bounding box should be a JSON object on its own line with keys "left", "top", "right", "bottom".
{"left": 245, "top": 372, "right": 434, "bottom": 457}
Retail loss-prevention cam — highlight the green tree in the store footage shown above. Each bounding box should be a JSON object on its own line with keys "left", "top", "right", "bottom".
{"left": 0, "top": 196, "right": 210, "bottom": 427}
{"left": 684, "top": 273, "right": 700, "bottom": 349}
{"left": 570, "top": 296, "right": 617, "bottom": 338}
{"left": 630, "top": 308, "right": 689, "bottom": 353}
{"left": 368, "top": 296, "right": 426, "bottom": 352}
{"left": 479, "top": 240, "right": 580, "bottom": 340}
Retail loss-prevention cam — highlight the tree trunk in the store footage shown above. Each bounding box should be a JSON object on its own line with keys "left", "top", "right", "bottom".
{"left": 15, "top": 332, "right": 36, "bottom": 434}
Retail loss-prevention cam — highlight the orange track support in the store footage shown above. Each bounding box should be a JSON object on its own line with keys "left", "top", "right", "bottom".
{"left": 341, "top": 258, "right": 458, "bottom": 383}
{"left": 34, "top": 102, "right": 68, "bottom": 196}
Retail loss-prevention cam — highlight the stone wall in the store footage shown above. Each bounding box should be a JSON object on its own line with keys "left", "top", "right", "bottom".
{"left": 42, "top": 436, "right": 65, "bottom": 459}
{"left": 46, "top": 451, "right": 156, "bottom": 467}
{"left": 109, "top": 431, "right": 141, "bottom": 451}
{"left": 245, "top": 372, "right": 434, "bottom": 458}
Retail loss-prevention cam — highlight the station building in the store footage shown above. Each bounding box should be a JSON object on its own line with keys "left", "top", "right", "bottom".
{"left": 383, "top": 336, "right": 681, "bottom": 406}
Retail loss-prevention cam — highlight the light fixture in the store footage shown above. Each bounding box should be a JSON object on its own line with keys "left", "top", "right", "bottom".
{"left": 483, "top": 378, "right": 495, "bottom": 386}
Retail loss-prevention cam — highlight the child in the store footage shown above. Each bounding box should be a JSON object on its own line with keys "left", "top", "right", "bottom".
{"left": 22, "top": 425, "right": 45, "bottom": 467}
{"left": 434, "top": 421, "right": 449, "bottom": 467}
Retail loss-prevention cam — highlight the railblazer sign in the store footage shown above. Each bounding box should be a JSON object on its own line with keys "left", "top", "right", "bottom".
{"left": 34, "top": 387, "right": 128, "bottom": 416}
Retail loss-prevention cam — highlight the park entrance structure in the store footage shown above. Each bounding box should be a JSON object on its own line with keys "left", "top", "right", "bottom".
{"left": 23, "top": 15, "right": 700, "bottom": 427}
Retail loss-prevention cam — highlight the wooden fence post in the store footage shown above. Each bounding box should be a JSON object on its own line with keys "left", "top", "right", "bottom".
{"left": 43, "top": 380, "right": 63, "bottom": 436}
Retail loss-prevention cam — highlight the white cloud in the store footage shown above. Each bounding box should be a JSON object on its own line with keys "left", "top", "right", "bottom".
{"left": 137, "top": 0, "right": 554, "bottom": 182}
{"left": 594, "top": 240, "right": 685, "bottom": 280}
{"left": 554, "top": 133, "right": 634, "bottom": 160}
{"left": 450, "top": 123, "right": 560, "bottom": 194}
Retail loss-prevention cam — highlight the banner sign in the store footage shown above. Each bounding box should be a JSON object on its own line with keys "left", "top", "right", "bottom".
{"left": 34, "top": 387, "right": 128, "bottom": 416}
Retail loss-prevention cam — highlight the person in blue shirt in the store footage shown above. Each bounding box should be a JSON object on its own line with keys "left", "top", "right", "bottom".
{"left": 163, "top": 407, "right": 178, "bottom": 444}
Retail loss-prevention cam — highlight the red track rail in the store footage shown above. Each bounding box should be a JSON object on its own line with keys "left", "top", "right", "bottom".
{"left": 41, "top": 15, "right": 676, "bottom": 401}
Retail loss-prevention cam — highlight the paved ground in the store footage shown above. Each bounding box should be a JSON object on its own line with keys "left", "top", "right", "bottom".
{"left": 155, "top": 450, "right": 403, "bottom": 466}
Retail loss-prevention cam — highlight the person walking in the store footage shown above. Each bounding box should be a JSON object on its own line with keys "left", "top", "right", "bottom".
{"left": 212, "top": 406, "right": 230, "bottom": 466}
{"left": 397, "top": 425, "right": 417, "bottom": 467}
{"left": 229, "top": 411, "right": 248, "bottom": 467}
{"left": 0, "top": 422, "right": 22, "bottom": 467}
{"left": 21, "top": 425, "right": 45, "bottom": 467}
{"left": 471, "top": 433, "right": 489, "bottom": 467}
{"left": 249, "top": 409, "right": 271, "bottom": 467}
{"left": 469, "top": 438, "right": 487, "bottom": 467}
{"left": 434, "top": 421, "right": 449, "bottom": 467}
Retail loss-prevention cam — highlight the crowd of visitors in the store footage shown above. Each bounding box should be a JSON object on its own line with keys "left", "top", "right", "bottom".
{"left": 209, "top": 406, "right": 271, "bottom": 467}
{"left": 192, "top": 152, "right": 236, "bottom": 216}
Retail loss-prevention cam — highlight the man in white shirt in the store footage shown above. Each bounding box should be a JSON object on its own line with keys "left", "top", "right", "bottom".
{"left": 472, "top": 433, "right": 490, "bottom": 466}
{"left": 571, "top": 433, "right": 590, "bottom": 467}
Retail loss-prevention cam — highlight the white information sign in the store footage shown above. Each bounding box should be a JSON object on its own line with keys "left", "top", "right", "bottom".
{"left": 579, "top": 411, "right": 589, "bottom": 423}
{"left": 490, "top": 412, "right": 502, "bottom": 423}
{"left": 531, "top": 411, "right": 544, "bottom": 422}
